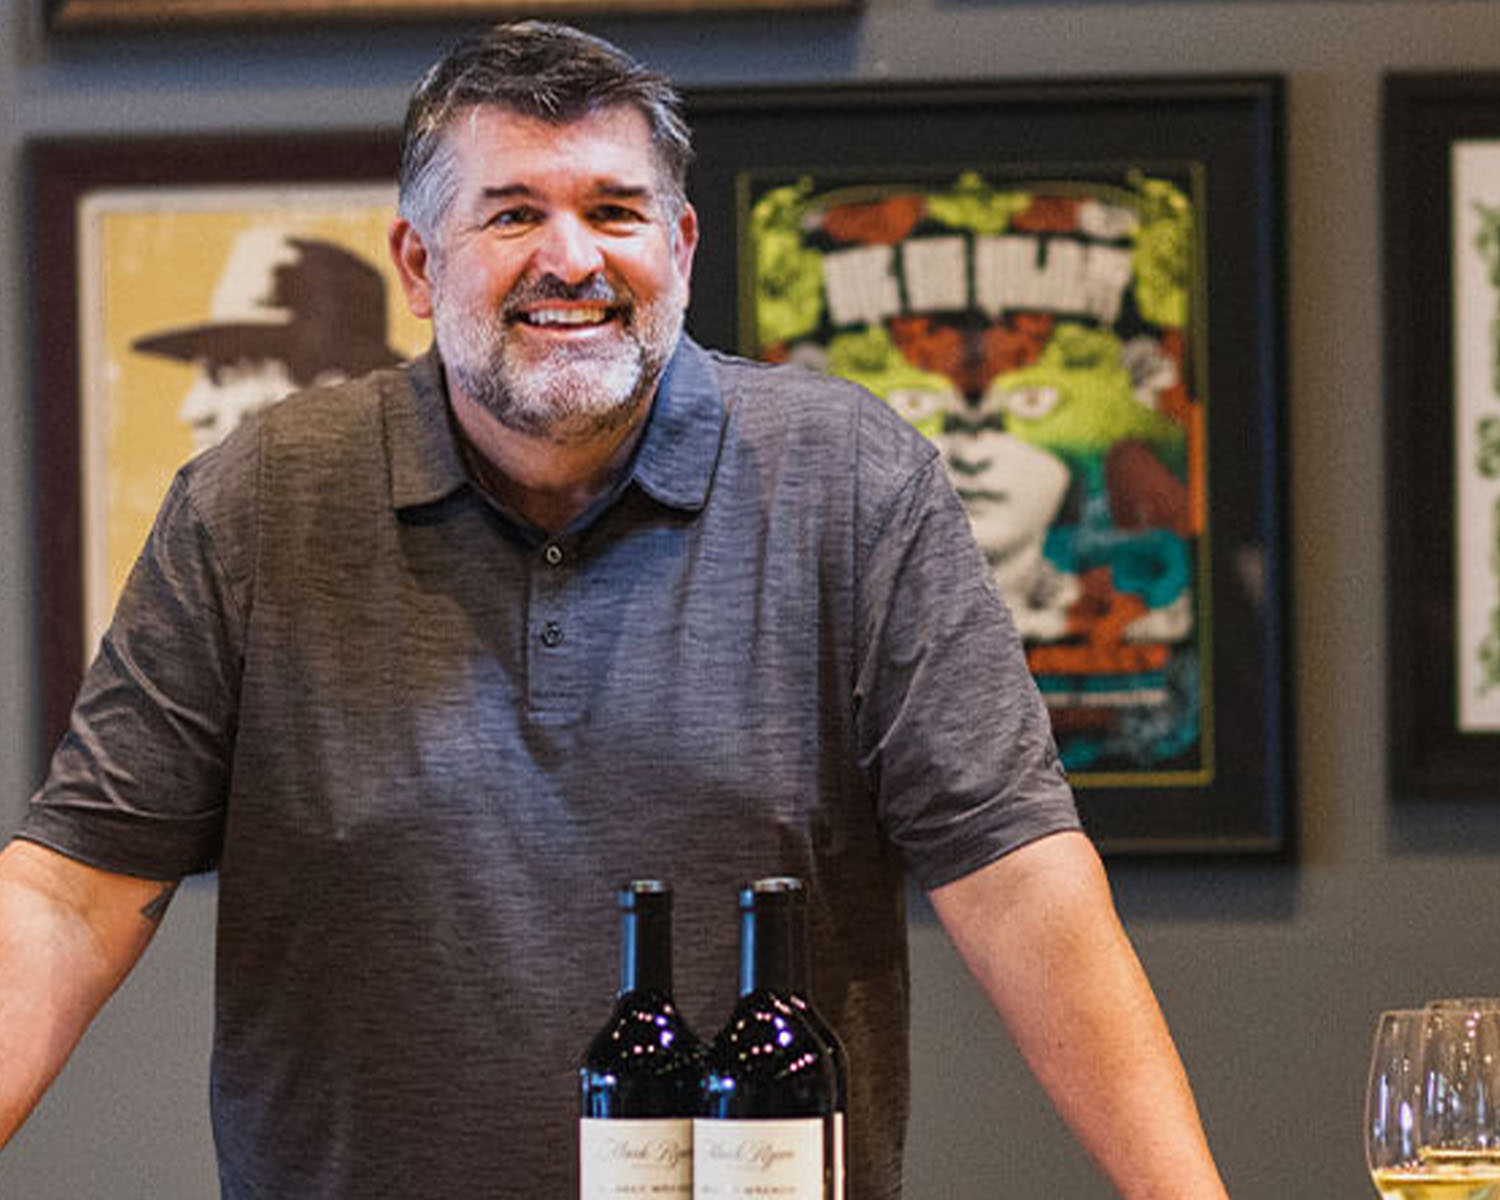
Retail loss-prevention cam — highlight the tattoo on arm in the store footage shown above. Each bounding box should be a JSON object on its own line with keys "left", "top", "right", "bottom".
{"left": 139, "top": 882, "right": 179, "bottom": 923}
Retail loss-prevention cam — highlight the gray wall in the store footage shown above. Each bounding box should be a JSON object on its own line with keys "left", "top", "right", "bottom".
{"left": 5, "top": 1, "right": 1500, "bottom": 1196}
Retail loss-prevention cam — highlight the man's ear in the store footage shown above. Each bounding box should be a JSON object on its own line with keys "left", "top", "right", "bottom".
{"left": 674, "top": 202, "right": 699, "bottom": 284}
{"left": 388, "top": 218, "right": 436, "bottom": 320}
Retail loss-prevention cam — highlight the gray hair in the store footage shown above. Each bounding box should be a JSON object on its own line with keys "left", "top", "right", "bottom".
{"left": 398, "top": 21, "right": 694, "bottom": 239}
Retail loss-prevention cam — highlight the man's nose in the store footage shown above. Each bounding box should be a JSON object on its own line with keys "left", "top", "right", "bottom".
{"left": 531, "top": 213, "right": 605, "bottom": 282}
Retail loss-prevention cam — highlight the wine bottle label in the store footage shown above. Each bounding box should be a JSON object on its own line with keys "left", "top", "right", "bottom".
{"left": 831, "top": 1112, "right": 845, "bottom": 1200}
{"left": 692, "top": 1117, "right": 825, "bottom": 1198}
{"left": 579, "top": 1117, "right": 693, "bottom": 1197}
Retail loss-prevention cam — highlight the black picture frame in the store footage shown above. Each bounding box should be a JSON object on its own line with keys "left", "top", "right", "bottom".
{"left": 25, "top": 130, "right": 406, "bottom": 759}
{"left": 1384, "top": 73, "right": 1500, "bottom": 801}
{"left": 683, "top": 78, "right": 1291, "bottom": 854}
{"left": 45, "top": 0, "right": 857, "bottom": 34}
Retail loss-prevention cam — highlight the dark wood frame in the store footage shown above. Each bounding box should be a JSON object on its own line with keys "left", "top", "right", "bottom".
{"left": 1384, "top": 73, "right": 1500, "bottom": 801}
{"left": 46, "top": 0, "right": 856, "bottom": 34}
{"left": 683, "top": 78, "right": 1292, "bottom": 854}
{"left": 26, "top": 130, "right": 403, "bottom": 757}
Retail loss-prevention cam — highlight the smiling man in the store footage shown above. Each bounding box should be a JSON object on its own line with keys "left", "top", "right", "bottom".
{"left": 0, "top": 21, "right": 1232, "bottom": 1200}
{"left": 390, "top": 100, "right": 697, "bottom": 531}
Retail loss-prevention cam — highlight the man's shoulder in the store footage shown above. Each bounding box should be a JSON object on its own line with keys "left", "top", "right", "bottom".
{"left": 699, "top": 346, "right": 929, "bottom": 445}
{"left": 193, "top": 362, "right": 413, "bottom": 477}
{"left": 699, "top": 344, "right": 870, "bottom": 409}
{"left": 697, "top": 344, "right": 942, "bottom": 480}
{"left": 261, "top": 361, "right": 413, "bottom": 449}
{"left": 175, "top": 360, "right": 423, "bottom": 537}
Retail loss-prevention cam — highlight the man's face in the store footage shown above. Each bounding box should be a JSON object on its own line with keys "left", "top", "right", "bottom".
{"left": 411, "top": 104, "right": 698, "bottom": 441}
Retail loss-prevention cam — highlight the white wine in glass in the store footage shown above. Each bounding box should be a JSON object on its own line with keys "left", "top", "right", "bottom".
{"left": 1366, "top": 1007, "right": 1500, "bottom": 1200}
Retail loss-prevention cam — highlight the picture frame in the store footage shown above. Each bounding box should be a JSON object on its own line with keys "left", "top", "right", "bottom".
{"left": 25, "top": 130, "right": 431, "bottom": 757}
{"left": 1384, "top": 73, "right": 1500, "bottom": 801}
{"left": 45, "top": 0, "right": 856, "bottom": 34}
{"left": 683, "top": 78, "right": 1291, "bottom": 854}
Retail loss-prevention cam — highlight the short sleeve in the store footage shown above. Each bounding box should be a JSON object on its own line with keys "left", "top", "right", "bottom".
{"left": 853, "top": 439, "right": 1081, "bottom": 891}
{"left": 15, "top": 446, "right": 251, "bottom": 879}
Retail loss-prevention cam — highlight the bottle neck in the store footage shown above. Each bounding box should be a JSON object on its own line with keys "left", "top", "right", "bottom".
{"left": 620, "top": 893, "right": 673, "bottom": 996}
{"left": 738, "top": 893, "right": 807, "bottom": 997}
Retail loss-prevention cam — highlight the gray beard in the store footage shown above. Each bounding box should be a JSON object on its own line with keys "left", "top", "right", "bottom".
{"left": 434, "top": 276, "right": 683, "bottom": 442}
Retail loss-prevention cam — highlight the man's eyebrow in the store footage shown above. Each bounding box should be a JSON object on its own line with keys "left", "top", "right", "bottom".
{"left": 476, "top": 183, "right": 536, "bottom": 203}
{"left": 474, "top": 181, "right": 657, "bottom": 204}
{"left": 594, "top": 182, "right": 654, "bottom": 201}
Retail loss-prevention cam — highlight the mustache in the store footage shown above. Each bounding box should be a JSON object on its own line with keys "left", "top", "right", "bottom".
{"left": 503, "top": 273, "right": 624, "bottom": 315}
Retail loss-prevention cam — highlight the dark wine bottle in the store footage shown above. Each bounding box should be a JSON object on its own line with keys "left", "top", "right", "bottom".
{"left": 579, "top": 880, "right": 702, "bottom": 1198}
{"left": 790, "top": 993, "right": 847, "bottom": 1199}
{"left": 695, "top": 877, "right": 840, "bottom": 1199}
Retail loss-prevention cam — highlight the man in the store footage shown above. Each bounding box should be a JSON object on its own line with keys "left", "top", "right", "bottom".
{"left": 0, "top": 21, "right": 1231, "bottom": 1199}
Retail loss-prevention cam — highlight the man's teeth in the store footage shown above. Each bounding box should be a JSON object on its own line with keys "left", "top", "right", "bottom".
{"left": 524, "top": 308, "right": 609, "bottom": 327}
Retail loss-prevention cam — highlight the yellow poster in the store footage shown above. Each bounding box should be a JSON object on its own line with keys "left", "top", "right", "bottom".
{"left": 78, "top": 185, "right": 429, "bottom": 652}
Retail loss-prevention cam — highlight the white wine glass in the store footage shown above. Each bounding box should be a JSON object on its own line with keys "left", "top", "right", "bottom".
{"left": 1366, "top": 1006, "right": 1500, "bottom": 1200}
{"left": 1420, "top": 1004, "right": 1500, "bottom": 1191}
{"left": 1367, "top": 1010, "right": 1427, "bottom": 1197}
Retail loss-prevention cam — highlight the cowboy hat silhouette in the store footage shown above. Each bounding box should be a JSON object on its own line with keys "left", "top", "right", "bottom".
{"left": 132, "top": 230, "right": 403, "bottom": 385}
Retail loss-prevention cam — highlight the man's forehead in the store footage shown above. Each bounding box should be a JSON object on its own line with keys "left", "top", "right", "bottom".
{"left": 446, "top": 102, "right": 655, "bottom": 159}
{"left": 440, "top": 103, "right": 670, "bottom": 205}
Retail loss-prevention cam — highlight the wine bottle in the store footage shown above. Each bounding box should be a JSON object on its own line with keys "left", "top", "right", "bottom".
{"left": 580, "top": 880, "right": 702, "bottom": 1198}
{"left": 695, "top": 877, "right": 840, "bottom": 1200}
{"left": 782, "top": 886, "right": 848, "bottom": 1200}
{"left": 790, "top": 993, "right": 847, "bottom": 1199}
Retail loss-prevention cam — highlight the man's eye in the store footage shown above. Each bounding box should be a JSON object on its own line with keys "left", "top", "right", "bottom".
{"left": 593, "top": 204, "right": 646, "bottom": 225}
{"left": 489, "top": 207, "right": 542, "bottom": 228}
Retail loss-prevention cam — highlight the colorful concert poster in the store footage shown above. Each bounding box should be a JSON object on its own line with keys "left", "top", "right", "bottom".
{"left": 740, "top": 167, "right": 1212, "bottom": 784}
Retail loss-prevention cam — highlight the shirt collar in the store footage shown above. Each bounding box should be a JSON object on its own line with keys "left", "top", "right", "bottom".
{"left": 625, "top": 335, "right": 723, "bottom": 514}
{"left": 386, "top": 347, "right": 469, "bottom": 511}
{"left": 384, "top": 337, "right": 725, "bottom": 517}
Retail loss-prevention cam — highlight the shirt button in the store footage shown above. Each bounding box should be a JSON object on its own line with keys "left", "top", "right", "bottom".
{"left": 543, "top": 543, "right": 564, "bottom": 566}
{"left": 540, "top": 621, "right": 564, "bottom": 648}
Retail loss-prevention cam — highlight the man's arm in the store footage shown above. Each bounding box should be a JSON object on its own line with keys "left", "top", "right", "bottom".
{"left": 928, "top": 829, "right": 1230, "bottom": 1200}
{"left": 0, "top": 839, "right": 176, "bottom": 1149}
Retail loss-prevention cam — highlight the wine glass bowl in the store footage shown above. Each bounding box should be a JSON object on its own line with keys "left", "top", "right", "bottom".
{"left": 1422, "top": 1006, "right": 1500, "bottom": 1160}
{"left": 1426, "top": 999, "right": 1500, "bottom": 1012}
{"left": 1367, "top": 1010, "right": 1427, "bottom": 1194}
{"left": 1366, "top": 1006, "right": 1500, "bottom": 1200}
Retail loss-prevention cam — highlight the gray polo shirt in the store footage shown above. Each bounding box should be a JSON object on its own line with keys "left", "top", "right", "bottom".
{"left": 20, "top": 337, "right": 1078, "bottom": 1199}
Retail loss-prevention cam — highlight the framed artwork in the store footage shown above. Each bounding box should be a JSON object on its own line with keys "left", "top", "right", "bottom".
{"left": 26, "top": 132, "right": 430, "bottom": 754}
{"left": 1384, "top": 73, "right": 1500, "bottom": 800}
{"left": 46, "top": 0, "right": 856, "bottom": 34}
{"left": 684, "top": 78, "right": 1291, "bottom": 853}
